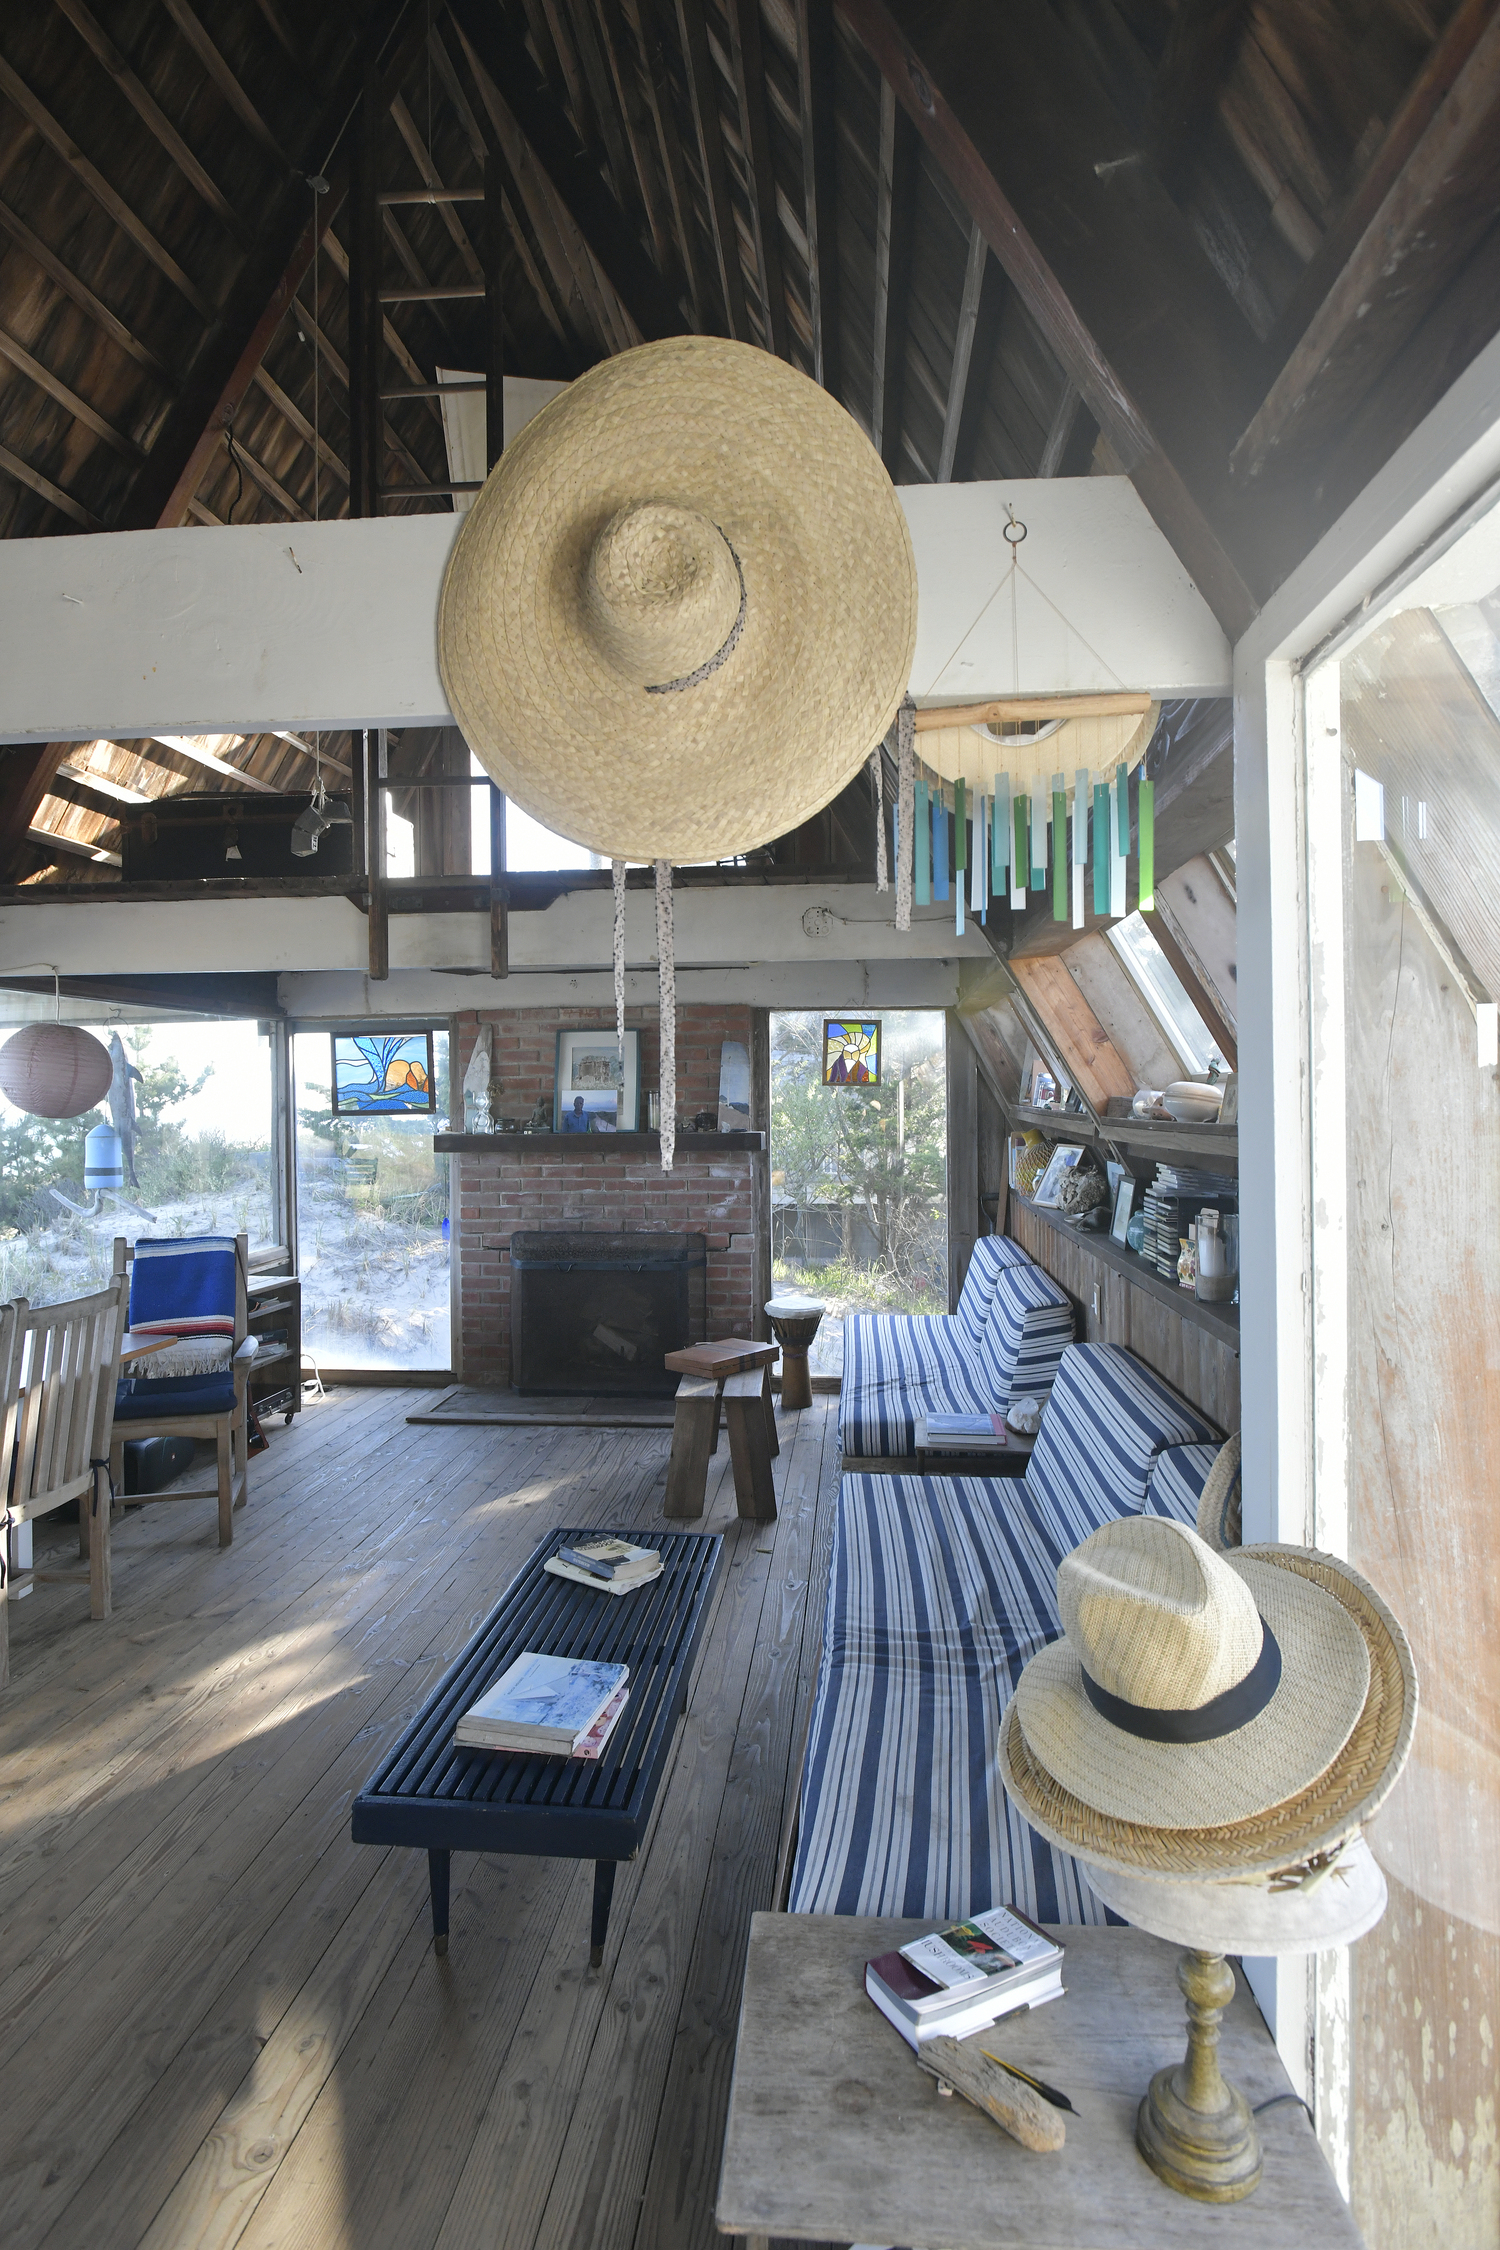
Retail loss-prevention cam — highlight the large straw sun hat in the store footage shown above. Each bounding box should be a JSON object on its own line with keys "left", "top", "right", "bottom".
{"left": 997, "top": 1515, "right": 1416, "bottom": 1884}
{"left": 437, "top": 336, "right": 919, "bottom": 865}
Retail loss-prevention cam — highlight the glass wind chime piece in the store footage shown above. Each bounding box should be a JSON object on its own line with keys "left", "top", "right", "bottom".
{"left": 915, "top": 775, "right": 931, "bottom": 905}
{"left": 954, "top": 776, "right": 966, "bottom": 934}
{"left": 1051, "top": 772, "right": 1067, "bottom": 924}
{"left": 932, "top": 787, "right": 949, "bottom": 903}
{"left": 1137, "top": 771, "right": 1155, "bottom": 910}
{"left": 1072, "top": 770, "right": 1088, "bottom": 930}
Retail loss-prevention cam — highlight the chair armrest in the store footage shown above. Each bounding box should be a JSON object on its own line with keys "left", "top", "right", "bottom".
{"left": 233, "top": 1334, "right": 260, "bottom": 1361}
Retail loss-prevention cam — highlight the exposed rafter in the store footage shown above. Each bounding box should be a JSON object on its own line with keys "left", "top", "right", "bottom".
{"left": 726, "top": 0, "right": 789, "bottom": 358}
{"left": 871, "top": 75, "right": 917, "bottom": 472}
{"left": 673, "top": 0, "right": 751, "bottom": 339}
{"left": 936, "top": 224, "right": 1003, "bottom": 481}
{"left": 633, "top": 0, "right": 710, "bottom": 331}
{"left": 796, "top": 0, "right": 842, "bottom": 398}
{"left": 0, "top": 194, "right": 174, "bottom": 383}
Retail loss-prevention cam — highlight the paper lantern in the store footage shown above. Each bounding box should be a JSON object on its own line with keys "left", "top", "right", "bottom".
{"left": 0, "top": 1023, "right": 112, "bottom": 1119}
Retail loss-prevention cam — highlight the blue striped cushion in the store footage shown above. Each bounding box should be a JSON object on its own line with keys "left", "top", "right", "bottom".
{"left": 977, "top": 1266, "right": 1075, "bottom": 1408}
{"left": 1026, "top": 1345, "right": 1219, "bottom": 1521}
{"left": 954, "top": 1234, "right": 1031, "bottom": 1345}
{"left": 788, "top": 1472, "right": 1112, "bottom": 1923}
{"left": 1145, "top": 1442, "right": 1223, "bottom": 1526}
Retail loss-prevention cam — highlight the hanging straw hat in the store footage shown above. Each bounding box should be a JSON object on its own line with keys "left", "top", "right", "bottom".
{"left": 997, "top": 1515, "right": 1416, "bottom": 1884}
{"left": 437, "top": 336, "right": 918, "bottom": 865}
{"left": 1195, "top": 1433, "right": 1242, "bottom": 1552}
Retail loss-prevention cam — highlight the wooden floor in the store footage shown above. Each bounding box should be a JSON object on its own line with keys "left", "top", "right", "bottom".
{"left": 0, "top": 1384, "right": 843, "bottom": 2250}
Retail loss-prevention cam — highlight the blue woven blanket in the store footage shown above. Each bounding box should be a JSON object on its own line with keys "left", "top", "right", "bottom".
{"left": 128, "top": 1236, "right": 236, "bottom": 1337}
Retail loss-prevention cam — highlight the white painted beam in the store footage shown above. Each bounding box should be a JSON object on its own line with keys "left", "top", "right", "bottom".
{"left": 0, "top": 479, "right": 1230, "bottom": 749}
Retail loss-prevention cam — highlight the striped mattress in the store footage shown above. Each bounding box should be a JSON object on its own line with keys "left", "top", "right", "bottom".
{"left": 840, "top": 1250, "right": 1074, "bottom": 1460}
{"left": 790, "top": 1345, "right": 1221, "bottom": 1923}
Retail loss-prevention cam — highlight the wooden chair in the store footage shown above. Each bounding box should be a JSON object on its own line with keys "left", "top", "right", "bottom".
{"left": 1, "top": 1276, "right": 130, "bottom": 1689}
{"left": 109, "top": 1233, "right": 258, "bottom": 1548}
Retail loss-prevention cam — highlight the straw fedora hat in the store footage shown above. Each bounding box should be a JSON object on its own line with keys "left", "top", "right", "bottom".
{"left": 998, "top": 1515, "right": 1416, "bottom": 1884}
{"left": 436, "top": 336, "right": 919, "bottom": 865}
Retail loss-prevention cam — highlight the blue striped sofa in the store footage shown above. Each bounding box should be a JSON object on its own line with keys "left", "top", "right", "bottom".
{"left": 839, "top": 1237, "right": 1074, "bottom": 1462}
{"left": 790, "top": 1344, "right": 1220, "bottom": 1923}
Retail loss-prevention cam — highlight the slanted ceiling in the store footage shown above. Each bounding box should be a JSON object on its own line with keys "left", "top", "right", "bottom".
{"left": 2, "top": 0, "right": 1498, "bottom": 883}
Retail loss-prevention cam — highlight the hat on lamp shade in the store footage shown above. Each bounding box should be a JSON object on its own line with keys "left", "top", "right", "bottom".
{"left": 0, "top": 1022, "right": 113, "bottom": 1119}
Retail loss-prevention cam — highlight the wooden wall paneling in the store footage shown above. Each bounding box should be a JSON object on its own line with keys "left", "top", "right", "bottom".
{"left": 1009, "top": 1201, "right": 1239, "bottom": 1431}
{"left": 976, "top": 1067, "right": 1008, "bottom": 1240}
{"left": 1153, "top": 852, "right": 1239, "bottom": 1035}
{"left": 1341, "top": 777, "right": 1499, "bottom": 2249}
{"left": 1055, "top": 929, "right": 1181, "bottom": 1093}
{"left": 750, "top": 1007, "right": 772, "bottom": 1341}
{"left": 945, "top": 1010, "right": 978, "bottom": 1309}
{"left": 1010, "top": 954, "right": 1138, "bottom": 1109}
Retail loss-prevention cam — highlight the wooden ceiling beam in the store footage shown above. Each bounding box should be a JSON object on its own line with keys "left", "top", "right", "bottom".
{"left": 727, "top": 0, "right": 789, "bottom": 358}
{"left": 633, "top": 0, "right": 710, "bottom": 331}
{"left": 871, "top": 74, "right": 917, "bottom": 472}
{"left": 1036, "top": 380, "right": 1098, "bottom": 477}
{"left": 250, "top": 364, "right": 349, "bottom": 487}
{"left": 389, "top": 95, "right": 485, "bottom": 282}
{"left": 564, "top": 0, "right": 640, "bottom": 220}
{"left": 0, "top": 440, "right": 99, "bottom": 529}
{"left": 50, "top": 0, "right": 252, "bottom": 244}
{"left": 672, "top": 0, "right": 751, "bottom": 338}
{"left": 0, "top": 50, "right": 213, "bottom": 317}
{"left": 1231, "top": 3, "right": 1500, "bottom": 483}
{"left": 0, "top": 745, "right": 89, "bottom": 877}
{"left": 937, "top": 224, "right": 1004, "bottom": 481}
{"left": 590, "top": 0, "right": 681, "bottom": 298}
{"left": 796, "top": 0, "right": 841, "bottom": 398}
{"left": 0, "top": 193, "right": 174, "bottom": 383}
{"left": 0, "top": 325, "right": 145, "bottom": 463}
{"left": 1145, "top": 0, "right": 1252, "bottom": 199}
{"left": 448, "top": 0, "right": 683, "bottom": 341}
{"left": 837, "top": 0, "right": 1268, "bottom": 636}
{"left": 157, "top": 0, "right": 286, "bottom": 165}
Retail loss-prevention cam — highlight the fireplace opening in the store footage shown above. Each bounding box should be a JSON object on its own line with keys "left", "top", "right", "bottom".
{"left": 510, "top": 1230, "right": 708, "bottom": 1395}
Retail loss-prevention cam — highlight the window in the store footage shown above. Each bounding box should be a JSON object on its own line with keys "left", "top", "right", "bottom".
{"left": 1106, "top": 911, "right": 1225, "bottom": 1076}
{"left": 468, "top": 753, "right": 601, "bottom": 872}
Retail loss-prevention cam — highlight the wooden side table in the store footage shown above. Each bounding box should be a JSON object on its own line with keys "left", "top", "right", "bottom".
{"left": 717, "top": 1914, "right": 1359, "bottom": 2250}
{"left": 662, "top": 1339, "right": 779, "bottom": 1521}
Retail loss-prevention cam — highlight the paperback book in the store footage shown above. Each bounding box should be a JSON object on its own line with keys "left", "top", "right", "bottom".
{"left": 544, "top": 1538, "right": 664, "bottom": 1595}
{"left": 919, "top": 1412, "right": 1014, "bottom": 1450}
{"left": 865, "top": 1905, "right": 1064, "bottom": 2051}
{"left": 571, "top": 1682, "right": 630, "bottom": 1760}
{"left": 454, "top": 1651, "right": 629, "bottom": 1753}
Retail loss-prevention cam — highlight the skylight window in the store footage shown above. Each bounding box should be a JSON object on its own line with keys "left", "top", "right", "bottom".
{"left": 1106, "top": 913, "right": 1224, "bottom": 1077}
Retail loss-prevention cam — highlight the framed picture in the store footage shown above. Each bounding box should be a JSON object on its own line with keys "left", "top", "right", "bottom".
{"left": 555, "top": 1028, "right": 640, "bottom": 1132}
{"left": 1217, "top": 1074, "right": 1239, "bottom": 1127}
{"left": 1111, "top": 1176, "right": 1137, "bottom": 1245}
{"left": 822, "top": 1019, "right": 881, "bottom": 1086}
{"left": 1032, "top": 1143, "right": 1084, "bottom": 1208}
{"left": 330, "top": 1028, "right": 436, "bottom": 1115}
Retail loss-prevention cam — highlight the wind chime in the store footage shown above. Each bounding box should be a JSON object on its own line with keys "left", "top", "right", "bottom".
{"left": 879, "top": 511, "right": 1158, "bottom": 937}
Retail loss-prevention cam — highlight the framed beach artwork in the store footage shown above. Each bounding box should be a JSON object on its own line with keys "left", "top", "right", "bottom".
{"left": 1110, "top": 1175, "right": 1137, "bottom": 1245}
{"left": 330, "top": 1029, "right": 436, "bottom": 1115}
{"left": 555, "top": 1028, "right": 640, "bottom": 1132}
{"left": 822, "top": 1018, "right": 881, "bottom": 1086}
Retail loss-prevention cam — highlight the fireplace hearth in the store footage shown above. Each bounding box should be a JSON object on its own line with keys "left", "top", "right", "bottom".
{"left": 510, "top": 1230, "right": 708, "bottom": 1396}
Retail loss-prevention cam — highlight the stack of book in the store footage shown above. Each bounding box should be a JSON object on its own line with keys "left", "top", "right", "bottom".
{"left": 454, "top": 1651, "right": 630, "bottom": 1759}
{"left": 917, "top": 1412, "right": 1014, "bottom": 1452}
{"left": 865, "top": 1905, "right": 1065, "bottom": 2050}
{"left": 1141, "top": 1164, "right": 1237, "bottom": 1282}
{"left": 544, "top": 1537, "right": 663, "bottom": 1594}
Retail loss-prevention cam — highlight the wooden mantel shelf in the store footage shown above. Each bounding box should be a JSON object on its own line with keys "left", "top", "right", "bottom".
{"left": 434, "top": 1131, "right": 766, "bottom": 1156}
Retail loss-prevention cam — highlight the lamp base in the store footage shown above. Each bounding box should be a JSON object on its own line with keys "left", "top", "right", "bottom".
{"left": 1135, "top": 1949, "right": 1263, "bottom": 2202}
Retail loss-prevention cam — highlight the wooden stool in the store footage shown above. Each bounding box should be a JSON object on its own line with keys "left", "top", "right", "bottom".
{"left": 722, "top": 1370, "right": 776, "bottom": 1522}
{"left": 764, "top": 1298, "right": 825, "bottom": 1411}
{"left": 663, "top": 1339, "right": 778, "bottom": 1520}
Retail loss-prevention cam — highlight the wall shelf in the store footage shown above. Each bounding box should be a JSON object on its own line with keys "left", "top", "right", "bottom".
{"left": 1015, "top": 1199, "right": 1239, "bottom": 1349}
{"left": 1013, "top": 1103, "right": 1238, "bottom": 1171}
{"left": 435, "top": 1131, "right": 766, "bottom": 1156}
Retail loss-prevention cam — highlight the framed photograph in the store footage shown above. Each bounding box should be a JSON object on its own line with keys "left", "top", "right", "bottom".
{"left": 1032, "top": 1143, "right": 1084, "bottom": 1208}
{"left": 1217, "top": 1074, "right": 1239, "bottom": 1128}
{"left": 1110, "top": 1176, "right": 1137, "bottom": 1245}
{"left": 822, "top": 1019, "right": 881, "bottom": 1086}
{"left": 330, "top": 1028, "right": 436, "bottom": 1115}
{"left": 555, "top": 1028, "right": 640, "bottom": 1132}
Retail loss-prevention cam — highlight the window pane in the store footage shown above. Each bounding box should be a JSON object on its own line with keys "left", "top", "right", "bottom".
{"left": 292, "top": 1029, "right": 451, "bottom": 1371}
{"left": 468, "top": 753, "right": 601, "bottom": 872}
{"left": 0, "top": 1016, "right": 273, "bottom": 1307}
{"left": 1106, "top": 911, "right": 1224, "bottom": 1075}
{"left": 768, "top": 1009, "right": 947, "bottom": 1375}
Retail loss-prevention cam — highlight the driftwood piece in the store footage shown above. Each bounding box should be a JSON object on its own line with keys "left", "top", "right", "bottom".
{"left": 917, "top": 2035, "right": 1066, "bottom": 2152}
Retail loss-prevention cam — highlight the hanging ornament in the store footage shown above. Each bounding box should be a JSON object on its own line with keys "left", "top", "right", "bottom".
{"left": 655, "top": 861, "right": 676, "bottom": 1174}
{"left": 895, "top": 698, "right": 915, "bottom": 932}
{"left": 0, "top": 967, "right": 112, "bottom": 1120}
{"left": 869, "top": 746, "right": 888, "bottom": 892}
{"left": 612, "top": 857, "right": 628, "bottom": 1060}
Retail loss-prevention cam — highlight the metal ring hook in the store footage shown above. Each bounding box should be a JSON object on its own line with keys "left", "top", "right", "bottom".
{"left": 1003, "top": 507, "right": 1028, "bottom": 548}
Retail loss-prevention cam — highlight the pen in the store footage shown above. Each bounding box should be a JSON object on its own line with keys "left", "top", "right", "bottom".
{"left": 983, "top": 2054, "right": 1076, "bottom": 2115}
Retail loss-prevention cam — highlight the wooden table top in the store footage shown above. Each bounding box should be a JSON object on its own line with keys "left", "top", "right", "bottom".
{"left": 663, "top": 1338, "right": 777, "bottom": 1378}
{"left": 717, "top": 1914, "right": 1359, "bottom": 2250}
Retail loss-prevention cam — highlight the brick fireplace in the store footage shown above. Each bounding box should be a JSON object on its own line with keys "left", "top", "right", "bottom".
{"left": 451, "top": 1003, "right": 761, "bottom": 1386}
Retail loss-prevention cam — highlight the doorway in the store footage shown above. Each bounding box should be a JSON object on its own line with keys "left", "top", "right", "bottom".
{"left": 768, "top": 1009, "right": 948, "bottom": 1375}
{"left": 291, "top": 1027, "right": 451, "bottom": 1374}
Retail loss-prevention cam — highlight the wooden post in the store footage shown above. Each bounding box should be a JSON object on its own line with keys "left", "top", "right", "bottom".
{"left": 488, "top": 783, "right": 508, "bottom": 978}
{"left": 367, "top": 728, "right": 390, "bottom": 980}
{"left": 750, "top": 1007, "right": 771, "bottom": 1339}
{"left": 347, "top": 70, "right": 382, "bottom": 517}
{"left": 483, "top": 146, "right": 505, "bottom": 472}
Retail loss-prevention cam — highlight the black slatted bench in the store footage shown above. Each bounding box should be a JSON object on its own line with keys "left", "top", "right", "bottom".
{"left": 351, "top": 1527, "right": 726, "bottom": 1962}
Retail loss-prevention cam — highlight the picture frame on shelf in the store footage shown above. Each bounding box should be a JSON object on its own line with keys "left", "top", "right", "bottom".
{"left": 1111, "top": 1176, "right": 1137, "bottom": 1245}
{"left": 1217, "top": 1074, "right": 1239, "bottom": 1127}
{"left": 554, "top": 1029, "right": 640, "bottom": 1132}
{"left": 1031, "top": 1143, "right": 1085, "bottom": 1208}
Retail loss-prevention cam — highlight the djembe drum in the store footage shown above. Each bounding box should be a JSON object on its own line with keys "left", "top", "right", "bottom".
{"left": 764, "top": 1296, "right": 825, "bottom": 1411}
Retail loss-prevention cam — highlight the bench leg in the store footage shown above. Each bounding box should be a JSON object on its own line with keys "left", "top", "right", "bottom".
{"left": 590, "top": 1858, "right": 617, "bottom": 1969}
{"left": 216, "top": 1419, "right": 234, "bottom": 1547}
{"left": 760, "top": 1363, "right": 779, "bottom": 1459}
{"left": 429, "top": 1847, "right": 450, "bottom": 1957}
{"left": 725, "top": 1396, "right": 777, "bottom": 1524}
{"left": 663, "top": 1392, "right": 717, "bottom": 1518}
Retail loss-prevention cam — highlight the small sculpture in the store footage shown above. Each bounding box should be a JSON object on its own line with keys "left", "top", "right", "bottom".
{"left": 524, "top": 1095, "right": 553, "bottom": 1134}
